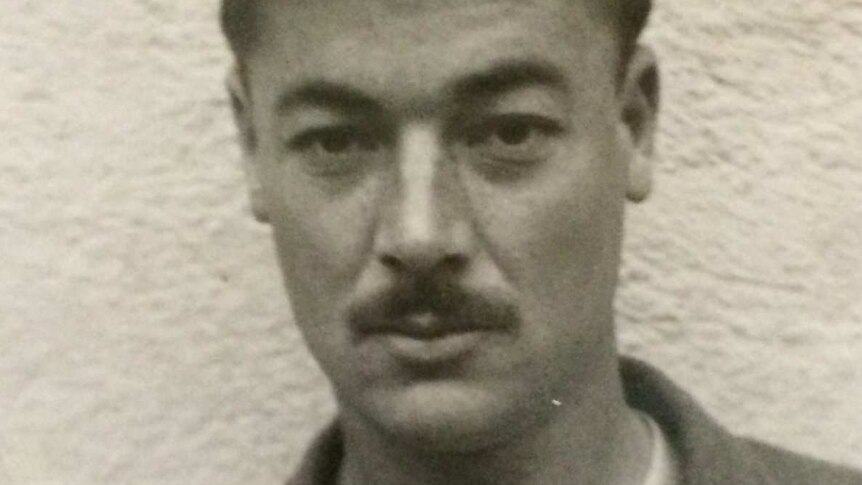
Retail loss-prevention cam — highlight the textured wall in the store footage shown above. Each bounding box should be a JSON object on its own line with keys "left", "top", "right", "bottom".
{"left": 1, "top": 1, "right": 860, "bottom": 483}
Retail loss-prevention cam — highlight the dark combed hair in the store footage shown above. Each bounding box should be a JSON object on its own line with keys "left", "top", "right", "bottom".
{"left": 614, "top": 0, "right": 653, "bottom": 73}
{"left": 221, "top": 0, "right": 652, "bottom": 79}
{"left": 220, "top": 0, "right": 260, "bottom": 62}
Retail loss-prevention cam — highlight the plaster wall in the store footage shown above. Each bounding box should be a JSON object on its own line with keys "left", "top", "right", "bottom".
{"left": 1, "top": 1, "right": 860, "bottom": 483}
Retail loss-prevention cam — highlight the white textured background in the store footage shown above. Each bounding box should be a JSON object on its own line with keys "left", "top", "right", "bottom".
{"left": 1, "top": 1, "right": 860, "bottom": 483}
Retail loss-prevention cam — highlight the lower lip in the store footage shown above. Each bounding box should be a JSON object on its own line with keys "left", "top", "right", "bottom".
{"left": 375, "top": 331, "right": 488, "bottom": 365}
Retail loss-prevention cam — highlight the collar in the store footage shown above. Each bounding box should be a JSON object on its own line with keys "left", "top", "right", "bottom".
{"left": 639, "top": 410, "right": 679, "bottom": 485}
{"left": 619, "top": 357, "right": 775, "bottom": 485}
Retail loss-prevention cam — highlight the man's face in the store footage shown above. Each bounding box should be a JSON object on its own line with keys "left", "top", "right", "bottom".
{"left": 235, "top": 0, "right": 654, "bottom": 451}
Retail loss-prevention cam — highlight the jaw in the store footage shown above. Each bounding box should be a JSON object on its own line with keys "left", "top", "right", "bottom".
{"left": 337, "top": 349, "right": 637, "bottom": 485}
{"left": 333, "top": 319, "right": 623, "bottom": 451}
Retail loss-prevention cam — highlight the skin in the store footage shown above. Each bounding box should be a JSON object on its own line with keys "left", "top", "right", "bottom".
{"left": 228, "top": 0, "right": 660, "bottom": 483}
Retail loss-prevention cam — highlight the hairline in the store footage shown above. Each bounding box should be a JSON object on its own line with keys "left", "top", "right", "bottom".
{"left": 221, "top": 0, "right": 652, "bottom": 88}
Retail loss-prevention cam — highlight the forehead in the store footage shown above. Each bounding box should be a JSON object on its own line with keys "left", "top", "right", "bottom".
{"left": 246, "top": 0, "right": 617, "bottom": 110}
{"left": 259, "top": 0, "right": 575, "bottom": 26}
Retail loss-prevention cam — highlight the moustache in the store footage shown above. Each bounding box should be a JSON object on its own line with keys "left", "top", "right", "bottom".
{"left": 348, "top": 275, "right": 519, "bottom": 338}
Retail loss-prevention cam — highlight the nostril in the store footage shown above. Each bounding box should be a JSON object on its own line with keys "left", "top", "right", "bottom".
{"left": 379, "top": 254, "right": 404, "bottom": 271}
{"left": 441, "top": 253, "right": 468, "bottom": 272}
{"left": 378, "top": 252, "right": 467, "bottom": 274}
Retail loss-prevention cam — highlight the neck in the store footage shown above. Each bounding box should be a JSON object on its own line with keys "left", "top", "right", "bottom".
{"left": 338, "top": 361, "right": 653, "bottom": 485}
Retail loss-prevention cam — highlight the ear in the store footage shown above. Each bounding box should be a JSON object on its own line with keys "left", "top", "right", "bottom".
{"left": 618, "top": 45, "right": 660, "bottom": 203}
{"left": 227, "top": 67, "right": 269, "bottom": 223}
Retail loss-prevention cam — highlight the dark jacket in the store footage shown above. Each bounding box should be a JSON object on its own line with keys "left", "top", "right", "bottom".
{"left": 620, "top": 358, "right": 862, "bottom": 485}
{"left": 288, "top": 358, "right": 862, "bottom": 485}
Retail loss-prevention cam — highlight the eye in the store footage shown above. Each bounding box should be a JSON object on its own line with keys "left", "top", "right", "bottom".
{"left": 286, "top": 125, "right": 385, "bottom": 175}
{"left": 461, "top": 114, "right": 563, "bottom": 166}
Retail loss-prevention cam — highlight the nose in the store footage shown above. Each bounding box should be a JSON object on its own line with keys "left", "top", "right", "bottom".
{"left": 375, "top": 123, "right": 473, "bottom": 275}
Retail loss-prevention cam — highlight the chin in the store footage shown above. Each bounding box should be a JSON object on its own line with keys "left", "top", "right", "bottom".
{"left": 358, "top": 380, "right": 545, "bottom": 453}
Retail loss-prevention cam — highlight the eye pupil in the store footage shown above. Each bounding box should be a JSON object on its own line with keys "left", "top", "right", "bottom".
{"left": 321, "top": 131, "right": 352, "bottom": 153}
{"left": 359, "top": 136, "right": 379, "bottom": 151}
{"left": 497, "top": 122, "right": 531, "bottom": 145}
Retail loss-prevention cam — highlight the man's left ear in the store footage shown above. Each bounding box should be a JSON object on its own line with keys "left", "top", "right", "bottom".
{"left": 618, "top": 45, "right": 660, "bottom": 203}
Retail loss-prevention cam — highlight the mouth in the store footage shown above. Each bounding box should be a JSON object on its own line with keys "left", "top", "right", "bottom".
{"left": 377, "top": 330, "right": 489, "bottom": 365}
{"left": 360, "top": 312, "right": 504, "bottom": 365}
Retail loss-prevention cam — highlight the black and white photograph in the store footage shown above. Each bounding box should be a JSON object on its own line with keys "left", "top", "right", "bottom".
{"left": 1, "top": 1, "right": 861, "bottom": 484}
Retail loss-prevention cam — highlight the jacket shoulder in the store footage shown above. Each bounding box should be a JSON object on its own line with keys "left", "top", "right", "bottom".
{"left": 743, "top": 439, "right": 862, "bottom": 485}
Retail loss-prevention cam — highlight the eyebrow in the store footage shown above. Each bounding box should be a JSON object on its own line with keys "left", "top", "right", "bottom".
{"left": 449, "top": 59, "right": 571, "bottom": 101}
{"left": 274, "top": 59, "right": 570, "bottom": 116}
{"left": 276, "top": 81, "right": 383, "bottom": 116}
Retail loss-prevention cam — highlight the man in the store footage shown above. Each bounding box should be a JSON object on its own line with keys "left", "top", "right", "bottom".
{"left": 219, "top": 0, "right": 862, "bottom": 484}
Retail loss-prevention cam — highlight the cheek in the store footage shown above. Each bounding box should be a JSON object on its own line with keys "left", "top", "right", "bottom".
{"left": 265, "top": 166, "right": 381, "bottom": 321}
{"left": 474, "top": 164, "right": 621, "bottom": 284}
{"left": 466, "top": 137, "right": 626, "bottom": 340}
{"left": 495, "top": 188, "right": 616, "bottom": 297}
